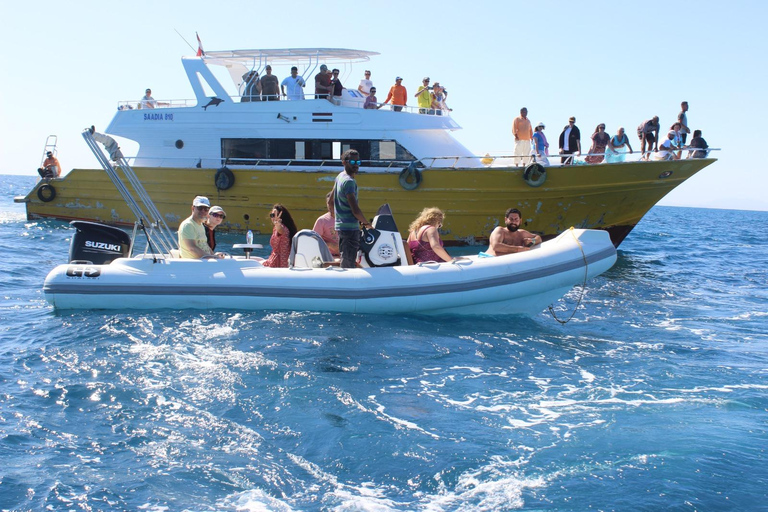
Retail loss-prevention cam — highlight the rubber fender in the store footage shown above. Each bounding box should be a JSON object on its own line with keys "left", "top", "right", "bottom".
{"left": 37, "top": 184, "right": 56, "bottom": 202}
{"left": 398, "top": 163, "right": 422, "bottom": 190}
{"left": 523, "top": 163, "right": 547, "bottom": 187}
{"left": 214, "top": 166, "right": 235, "bottom": 190}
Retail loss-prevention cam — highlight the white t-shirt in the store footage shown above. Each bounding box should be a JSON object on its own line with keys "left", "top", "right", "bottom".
{"left": 358, "top": 79, "right": 373, "bottom": 95}
{"left": 281, "top": 75, "right": 306, "bottom": 100}
{"left": 563, "top": 127, "right": 573, "bottom": 151}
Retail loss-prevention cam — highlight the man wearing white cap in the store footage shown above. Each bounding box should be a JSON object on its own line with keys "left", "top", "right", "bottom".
{"left": 178, "top": 196, "right": 218, "bottom": 259}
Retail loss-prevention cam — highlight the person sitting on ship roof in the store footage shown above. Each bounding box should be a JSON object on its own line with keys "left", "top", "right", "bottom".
{"left": 281, "top": 66, "right": 306, "bottom": 101}
{"left": 637, "top": 116, "right": 660, "bottom": 160}
{"left": 204, "top": 206, "right": 226, "bottom": 252}
{"left": 242, "top": 71, "right": 262, "bottom": 102}
{"left": 312, "top": 192, "right": 340, "bottom": 257}
{"left": 260, "top": 65, "right": 280, "bottom": 101}
{"left": 605, "top": 127, "right": 633, "bottom": 163}
{"left": 263, "top": 204, "right": 298, "bottom": 268}
{"left": 383, "top": 77, "right": 407, "bottom": 112}
{"left": 330, "top": 69, "right": 345, "bottom": 100}
{"left": 687, "top": 129, "right": 709, "bottom": 159}
{"left": 654, "top": 132, "right": 680, "bottom": 161}
{"left": 407, "top": 207, "right": 456, "bottom": 263}
{"left": 139, "top": 88, "right": 157, "bottom": 109}
{"left": 178, "top": 196, "right": 225, "bottom": 259}
{"left": 38, "top": 151, "right": 62, "bottom": 179}
{"left": 415, "top": 77, "right": 433, "bottom": 114}
{"left": 363, "top": 87, "right": 382, "bottom": 109}
{"left": 315, "top": 64, "right": 333, "bottom": 100}
{"left": 358, "top": 70, "right": 373, "bottom": 96}
{"left": 485, "top": 208, "right": 541, "bottom": 256}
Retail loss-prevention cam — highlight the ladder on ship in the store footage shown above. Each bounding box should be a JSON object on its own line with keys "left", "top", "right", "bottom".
{"left": 82, "top": 128, "right": 179, "bottom": 258}
{"left": 39, "top": 135, "right": 58, "bottom": 168}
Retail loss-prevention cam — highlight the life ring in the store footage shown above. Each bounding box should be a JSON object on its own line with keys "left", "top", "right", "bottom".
{"left": 523, "top": 163, "right": 547, "bottom": 187}
{"left": 398, "top": 163, "right": 422, "bottom": 190}
{"left": 214, "top": 166, "right": 235, "bottom": 190}
{"left": 37, "top": 184, "right": 56, "bottom": 202}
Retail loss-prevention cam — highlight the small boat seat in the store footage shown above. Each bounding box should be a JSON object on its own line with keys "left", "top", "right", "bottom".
{"left": 290, "top": 229, "right": 335, "bottom": 268}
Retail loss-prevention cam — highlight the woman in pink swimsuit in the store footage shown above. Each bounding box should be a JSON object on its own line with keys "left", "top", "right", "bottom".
{"left": 407, "top": 207, "right": 454, "bottom": 263}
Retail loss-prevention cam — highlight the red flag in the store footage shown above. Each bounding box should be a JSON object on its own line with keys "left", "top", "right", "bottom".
{"left": 196, "top": 32, "right": 205, "bottom": 57}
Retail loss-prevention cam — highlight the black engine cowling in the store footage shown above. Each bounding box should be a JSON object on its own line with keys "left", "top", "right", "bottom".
{"left": 68, "top": 221, "right": 131, "bottom": 265}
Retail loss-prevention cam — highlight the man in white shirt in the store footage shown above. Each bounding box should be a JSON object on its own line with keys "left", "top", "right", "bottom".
{"left": 357, "top": 70, "right": 373, "bottom": 96}
{"left": 281, "top": 66, "right": 306, "bottom": 100}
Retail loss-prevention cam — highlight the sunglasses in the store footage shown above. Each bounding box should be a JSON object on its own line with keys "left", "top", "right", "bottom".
{"left": 269, "top": 212, "right": 277, "bottom": 218}
{"left": 210, "top": 213, "right": 225, "bottom": 219}
{"left": 347, "top": 160, "right": 362, "bottom": 165}
{"left": 195, "top": 206, "right": 210, "bottom": 211}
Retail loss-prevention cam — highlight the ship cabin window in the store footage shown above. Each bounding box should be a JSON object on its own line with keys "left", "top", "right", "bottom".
{"left": 221, "top": 138, "right": 416, "bottom": 166}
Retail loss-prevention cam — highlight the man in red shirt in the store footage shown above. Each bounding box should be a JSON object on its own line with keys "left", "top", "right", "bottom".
{"left": 383, "top": 77, "right": 407, "bottom": 112}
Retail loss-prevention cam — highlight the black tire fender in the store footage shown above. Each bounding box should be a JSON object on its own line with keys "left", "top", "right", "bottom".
{"left": 398, "top": 163, "right": 422, "bottom": 190}
{"left": 523, "top": 163, "right": 547, "bottom": 187}
{"left": 37, "top": 184, "right": 57, "bottom": 202}
{"left": 214, "top": 166, "right": 235, "bottom": 190}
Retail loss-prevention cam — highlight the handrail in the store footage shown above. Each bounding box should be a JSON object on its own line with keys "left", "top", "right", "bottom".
{"left": 82, "top": 128, "right": 179, "bottom": 258}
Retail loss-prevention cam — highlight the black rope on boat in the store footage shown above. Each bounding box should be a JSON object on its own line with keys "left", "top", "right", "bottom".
{"left": 548, "top": 228, "right": 589, "bottom": 325}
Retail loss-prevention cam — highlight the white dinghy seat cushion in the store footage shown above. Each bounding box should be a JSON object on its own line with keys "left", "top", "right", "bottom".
{"left": 289, "top": 229, "right": 335, "bottom": 268}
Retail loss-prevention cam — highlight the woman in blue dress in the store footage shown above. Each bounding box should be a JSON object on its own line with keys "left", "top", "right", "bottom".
{"left": 605, "top": 127, "right": 634, "bottom": 163}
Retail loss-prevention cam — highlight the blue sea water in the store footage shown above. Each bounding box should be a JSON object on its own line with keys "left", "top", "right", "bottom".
{"left": 1, "top": 174, "right": 766, "bottom": 511}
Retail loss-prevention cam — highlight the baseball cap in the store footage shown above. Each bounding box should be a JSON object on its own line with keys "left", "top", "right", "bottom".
{"left": 209, "top": 205, "right": 226, "bottom": 216}
{"left": 396, "top": 76, "right": 402, "bottom": 80}
{"left": 47, "top": 151, "right": 53, "bottom": 156}
{"left": 192, "top": 196, "right": 210, "bottom": 207}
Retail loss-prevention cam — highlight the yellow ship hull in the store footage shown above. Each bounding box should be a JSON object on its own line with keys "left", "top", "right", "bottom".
{"left": 19, "top": 158, "right": 715, "bottom": 246}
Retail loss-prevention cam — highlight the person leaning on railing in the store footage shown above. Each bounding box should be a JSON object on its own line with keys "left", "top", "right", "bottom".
{"left": 364, "top": 87, "right": 382, "bottom": 109}
{"left": 687, "top": 130, "right": 709, "bottom": 158}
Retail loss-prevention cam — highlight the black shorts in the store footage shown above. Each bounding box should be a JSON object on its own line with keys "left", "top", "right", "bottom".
{"left": 640, "top": 132, "right": 656, "bottom": 144}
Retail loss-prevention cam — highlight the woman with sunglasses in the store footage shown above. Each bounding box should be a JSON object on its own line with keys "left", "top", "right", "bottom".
{"left": 263, "top": 204, "right": 298, "bottom": 268}
{"left": 203, "top": 205, "right": 226, "bottom": 252}
{"left": 586, "top": 124, "right": 610, "bottom": 164}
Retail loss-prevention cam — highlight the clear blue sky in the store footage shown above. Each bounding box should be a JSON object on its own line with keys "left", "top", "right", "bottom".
{"left": 1, "top": 0, "right": 765, "bottom": 211}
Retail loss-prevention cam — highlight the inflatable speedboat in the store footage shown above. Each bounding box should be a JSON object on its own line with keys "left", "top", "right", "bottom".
{"left": 43, "top": 207, "right": 617, "bottom": 316}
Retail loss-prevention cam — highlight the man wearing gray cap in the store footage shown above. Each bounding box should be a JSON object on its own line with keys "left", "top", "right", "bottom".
{"left": 178, "top": 196, "right": 220, "bottom": 259}
{"left": 315, "top": 64, "right": 333, "bottom": 100}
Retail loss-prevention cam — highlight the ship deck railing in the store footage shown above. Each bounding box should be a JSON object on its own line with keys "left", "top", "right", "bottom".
{"left": 116, "top": 95, "right": 450, "bottom": 116}
{"left": 121, "top": 147, "right": 716, "bottom": 173}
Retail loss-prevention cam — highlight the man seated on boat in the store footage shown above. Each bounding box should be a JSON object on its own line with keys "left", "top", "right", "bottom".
{"left": 485, "top": 208, "right": 541, "bottom": 256}
{"left": 312, "top": 192, "right": 340, "bottom": 257}
{"left": 38, "top": 151, "right": 61, "bottom": 179}
{"left": 687, "top": 130, "right": 709, "bottom": 159}
{"left": 654, "top": 132, "right": 679, "bottom": 161}
{"left": 178, "top": 196, "right": 225, "bottom": 259}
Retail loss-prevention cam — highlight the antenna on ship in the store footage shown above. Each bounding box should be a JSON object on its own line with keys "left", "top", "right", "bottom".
{"left": 173, "top": 29, "right": 197, "bottom": 54}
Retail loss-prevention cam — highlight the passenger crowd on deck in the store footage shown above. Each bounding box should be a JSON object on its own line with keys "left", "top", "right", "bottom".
{"left": 513, "top": 101, "right": 708, "bottom": 166}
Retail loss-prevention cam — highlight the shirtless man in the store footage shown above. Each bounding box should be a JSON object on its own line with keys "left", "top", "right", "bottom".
{"left": 486, "top": 208, "right": 542, "bottom": 256}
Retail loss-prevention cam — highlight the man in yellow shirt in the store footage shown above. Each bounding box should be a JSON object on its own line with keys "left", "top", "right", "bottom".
{"left": 178, "top": 196, "right": 223, "bottom": 259}
{"left": 414, "top": 77, "right": 432, "bottom": 114}
{"left": 512, "top": 107, "right": 533, "bottom": 166}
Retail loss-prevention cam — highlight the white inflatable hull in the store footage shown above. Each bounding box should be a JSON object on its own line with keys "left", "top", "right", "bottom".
{"left": 43, "top": 229, "right": 616, "bottom": 316}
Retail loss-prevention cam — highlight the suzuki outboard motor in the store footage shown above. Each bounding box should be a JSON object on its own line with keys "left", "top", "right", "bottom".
{"left": 360, "top": 204, "right": 409, "bottom": 268}
{"left": 68, "top": 221, "right": 131, "bottom": 264}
